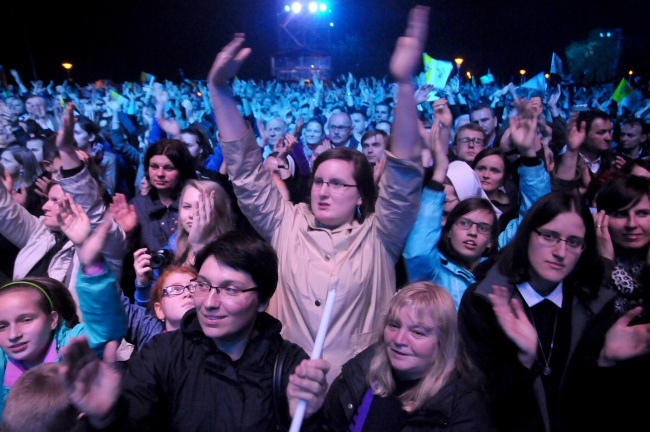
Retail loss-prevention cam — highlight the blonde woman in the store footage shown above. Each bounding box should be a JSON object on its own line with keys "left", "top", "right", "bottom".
{"left": 321, "top": 282, "right": 496, "bottom": 431}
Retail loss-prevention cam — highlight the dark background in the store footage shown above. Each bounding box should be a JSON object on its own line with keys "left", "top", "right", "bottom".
{"left": 3, "top": 0, "right": 649, "bottom": 86}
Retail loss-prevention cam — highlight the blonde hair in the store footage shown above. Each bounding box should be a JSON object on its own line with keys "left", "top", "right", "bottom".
{"left": 174, "top": 180, "right": 234, "bottom": 264}
{"left": 367, "top": 282, "right": 467, "bottom": 413}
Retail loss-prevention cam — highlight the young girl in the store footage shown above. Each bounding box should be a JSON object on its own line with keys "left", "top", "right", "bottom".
{"left": 404, "top": 115, "right": 499, "bottom": 309}
{"left": 149, "top": 265, "right": 198, "bottom": 332}
{"left": 322, "top": 282, "right": 496, "bottom": 431}
{"left": 132, "top": 179, "right": 233, "bottom": 306}
{"left": 0, "top": 276, "right": 125, "bottom": 418}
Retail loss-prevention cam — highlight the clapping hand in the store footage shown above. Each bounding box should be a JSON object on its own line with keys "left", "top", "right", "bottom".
{"left": 209, "top": 33, "right": 252, "bottom": 88}
{"left": 187, "top": 190, "right": 217, "bottom": 250}
{"left": 56, "top": 193, "right": 92, "bottom": 246}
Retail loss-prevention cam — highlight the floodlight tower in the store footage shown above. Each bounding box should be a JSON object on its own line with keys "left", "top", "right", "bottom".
{"left": 273, "top": 1, "right": 333, "bottom": 80}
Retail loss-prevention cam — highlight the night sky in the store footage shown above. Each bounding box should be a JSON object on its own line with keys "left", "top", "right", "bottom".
{"left": 3, "top": 0, "right": 649, "bottom": 86}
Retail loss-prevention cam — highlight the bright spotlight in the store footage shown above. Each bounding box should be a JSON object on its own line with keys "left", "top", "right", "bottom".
{"left": 291, "top": 2, "right": 302, "bottom": 13}
{"left": 284, "top": 5, "right": 291, "bottom": 12}
{"left": 606, "top": 32, "right": 611, "bottom": 37}
{"left": 319, "top": 3, "right": 328, "bottom": 12}
{"left": 308, "top": 2, "right": 317, "bottom": 13}
{"left": 329, "top": 22, "right": 334, "bottom": 27}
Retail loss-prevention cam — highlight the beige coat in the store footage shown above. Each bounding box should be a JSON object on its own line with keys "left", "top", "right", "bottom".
{"left": 0, "top": 167, "right": 126, "bottom": 317}
{"left": 221, "top": 127, "right": 423, "bottom": 383}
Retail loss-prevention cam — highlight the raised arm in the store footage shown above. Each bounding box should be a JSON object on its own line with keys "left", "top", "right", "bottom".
{"left": 56, "top": 103, "right": 83, "bottom": 170}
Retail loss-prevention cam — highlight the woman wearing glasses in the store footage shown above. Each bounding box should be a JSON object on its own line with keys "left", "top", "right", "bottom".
{"left": 207, "top": 9, "right": 427, "bottom": 385}
{"left": 404, "top": 110, "right": 499, "bottom": 309}
{"left": 458, "top": 191, "right": 650, "bottom": 432}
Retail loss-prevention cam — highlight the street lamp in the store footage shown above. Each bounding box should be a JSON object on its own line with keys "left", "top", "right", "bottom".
{"left": 454, "top": 57, "right": 464, "bottom": 78}
{"left": 629, "top": 70, "right": 634, "bottom": 77}
{"left": 62, "top": 62, "right": 73, "bottom": 82}
{"left": 519, "top": 69, "right": 526, "bottom": 85}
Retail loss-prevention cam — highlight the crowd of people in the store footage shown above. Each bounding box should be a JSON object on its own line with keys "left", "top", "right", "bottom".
{"left": 0, "top": 4, "right": 649, "bottom": 432}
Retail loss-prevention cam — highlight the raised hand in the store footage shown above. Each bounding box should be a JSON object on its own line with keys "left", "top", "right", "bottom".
{"left": 56, "top": 193, "right": 92, "bottom": 246}
{"left": 566, "top": 112, "right": 586, "bottom": 152}
{"left": 209, "top": 33, "right": 252, "bottom": 88}
{"left": 414, "top": 84, "right": 435, "bottom": 104}
{"left": 593, "top": 210, "right": 614, "bottom": 260}
{"left": 373, "top": 155, "right": 387, "bottom": 186}
{"left": 287, "top": 358, "right": 330, "bottom": 419}
{"left": 111, "top": 193, "right": 138, "bottom": 238}
{"left": 59, "top": 336, "right": 121, "bottom": 423}
{"left": 488, "top": 285, "right": 538, "bottom": 369}
{"left": 389, "top": 6, "right": 430, "bottom": 83}
{"left": 598, "top": 307, "right": 650, "bottom": 367}
{"left": 77, "top": 209, "right": 114, "bottom": 267}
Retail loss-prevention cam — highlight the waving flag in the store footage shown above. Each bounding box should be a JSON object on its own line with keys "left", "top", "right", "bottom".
{"left": 423, "top": 53, "right": 454, "bottom": 89}
{"left": 612, "top": 78, "right": 633, "bottom": 103}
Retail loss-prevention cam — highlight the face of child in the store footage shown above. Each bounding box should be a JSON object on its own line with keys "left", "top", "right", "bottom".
{"left": 0, "top": 290, "right": 58, "bottom": 366}
{"left": 154, "top": 271, "right": 195, "bottom": 331}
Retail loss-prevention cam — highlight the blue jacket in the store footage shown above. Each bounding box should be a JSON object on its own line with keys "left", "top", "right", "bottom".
{"left": 403, "top": 187, "right": 480, "bottom": 309}
{"left": 0, "top": 266, "right": 127, "bottom": 418}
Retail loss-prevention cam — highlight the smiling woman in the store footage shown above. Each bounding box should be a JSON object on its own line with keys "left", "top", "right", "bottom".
{"left": 208, "top": 6, "right": 428, "bottom": 386}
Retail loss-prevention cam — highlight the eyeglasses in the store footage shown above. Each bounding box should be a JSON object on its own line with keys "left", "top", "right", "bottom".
{"left": 190, "top": 279, "right": 258, "bottom": 298}
{"left": 534, "top": 229, "right": 586, "bottom": 251}
{"left": 162, "top": 284, "right": 194, "bottom": 297}
{"left": 312, "top": 178, "right": 358, "bottom": 192}
{"left": 329, "top": 125, "right": 351, "bottom": 132}
{"left": 457, "top": 137, "right": 485, "bottom": 146}
{"left": 455, "top": 217, "right": 493, "bottom": 235}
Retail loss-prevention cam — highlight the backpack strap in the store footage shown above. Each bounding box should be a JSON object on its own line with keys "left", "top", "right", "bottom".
{"left": 273, "top": 340, "right": 291, "bottom": 431}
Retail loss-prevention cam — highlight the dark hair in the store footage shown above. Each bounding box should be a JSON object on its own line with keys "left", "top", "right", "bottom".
{"left": 596, "top": 174, "right": 650, "bottom": 215}
{"left": 498, "top": 191, "right": 603, "bottom": 298}
{"left": 470, "top": 103, "right": 496, "bottom": 117}
{"left": 0, "top": 277, "right": 80, "bottom": 328}
{"left": 361, "top": 129, "right": 388, "bottom": 144}
{"left": 622, "top": 158, "right": 650, "bottom": 176}
{"left": 5, "top": 145, "right": 42, "bottom": 187}
{"left": 144, "top": 138, "right": 198, "bottom": 197}
{"left": 350, "top": 110, "right": 367, "bottom": 121}
{"left": 310, "top": 147, "right": 377, "bottom": 222}
{"left": 620, "top": 116, "right": 649, "bottom": 135}
{"left": 471, "top": 147, "right": 518, "bottom": 199}
{"left": 438, "top": 198, "right": 498, "bottom": 266}
{"left": 577, "top": 109, "right": 611, "bottom": 134}
{"left": 42, "top": 133, "right": 59, "bottom": 163}
{"left": 375, "top": 101, "right": 392, "bottom": 114}
{"left": 194, "top": 231, "right": 278, "bottom": 305}
{"left": 179, "top": 123, "right": 214, "bottom": 167}
{"left": 74, "top": 115, "right": 102, "bottom": 145}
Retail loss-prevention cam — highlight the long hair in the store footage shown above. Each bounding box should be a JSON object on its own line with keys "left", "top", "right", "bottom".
{"left": 498, "top": 191, "right": 603, "bottom": 298}
{"left": 0, "top": 277, "right": 79, "bottom": 329}
{"left": 367, "top": 282, "right": 475, "bottom": 413}
{"left": 6, "top": 145, "right": 43, "bottom": 187}
{"left": 596, "top": 174, "right": 650, "bottom": 215}
{"left": 174, "top": 180, "right": 234, "bottom": 264}
{"left": 144, "top": 138, "right": 198, "bottom": 199}
{"left": 310, "top": 147, "right": 376, "bottom": 223}
{"left": 180, "top": 124, "right": 214, "bottom": 168}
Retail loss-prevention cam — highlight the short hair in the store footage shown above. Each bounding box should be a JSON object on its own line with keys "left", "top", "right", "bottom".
{"left": 194, "top": 231, "right": 278, "bottom": 305}
{"left": 620, "top": 116, "right": 649, "bottom": 135}
{"left": 454, "top": 123, "right": 486, "bottom": 145}
{"left": 470, "top": 103, "right": 496, "bottom": 117}
{"left": 150, "top": 265, "right": 198, "bottom": 312}
{"left": 498, "top": 191, "right": 603, "bottom": 298}
{"left": 174, "top": 179, "right": 234, "bottom": 264}
{"left": 361, "top": 129, "right": 388, "bottom": 144}
{"left": 1, "top": 363, "right": 81, "bottom": 432}
{"left": 375, "top": 101, "right": 392, "bottom": 114}
{"left": 577, "top": 109, "right": 611, "bottom": 134}
{"left": 311, "top": 147, "right": 377, "bottom": 222}
{"left": 350, "top": 110, "right": 367, "bottom": 121}
{"left": 596, "top": 174, "right": 650, "bottom": 215}
{"left": 42, "top": 132, "right": 59, "bottom": 163}
{"left": 144, "top": 138, "right": 198, "bottom": 197}
{"left": 438, "top": 197, "right": 498, "bottom": 264}
{"left": 367, "top": 282, "right": 475, "bottom": 413}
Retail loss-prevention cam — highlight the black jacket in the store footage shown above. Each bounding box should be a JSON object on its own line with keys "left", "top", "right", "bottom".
{"left": 96, "top": 310, "right": 311, "bottom": 432}
{"left": 458, "top": 264, "right": 650, "bottom": 432}
{"left": 320, "top": 345, "right": 496, "bottom": 432}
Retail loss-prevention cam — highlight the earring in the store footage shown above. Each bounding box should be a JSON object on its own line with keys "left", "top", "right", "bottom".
{"left": 356, "top": 205, "right": 362, "bottom": 219}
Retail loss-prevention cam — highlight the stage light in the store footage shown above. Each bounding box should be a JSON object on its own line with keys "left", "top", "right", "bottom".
{"left": 308, "top": 2, "right": 317, "bottom": 13}
{"left": 329, "top": 22, "right": 334, "bottom": 27}
{"left": 291, "top": 2, "right": 302, "bottom": 13}
{"left": 319, "top": 2, "right": 328, "bottom": 12}
{"left": 284, "top": 5, "right": 291, "bottom": 12}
